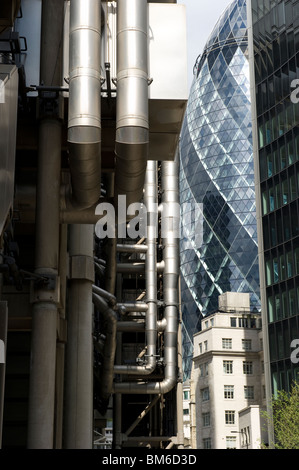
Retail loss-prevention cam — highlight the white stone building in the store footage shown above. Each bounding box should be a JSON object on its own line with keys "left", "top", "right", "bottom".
{"left": 191, "top": 293, "right": 266, "bottom": 449}
{"left": 182, "top": 380, "right": 191, "bottom": 447}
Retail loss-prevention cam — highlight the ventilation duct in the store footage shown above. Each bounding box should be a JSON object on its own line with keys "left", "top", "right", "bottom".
{"left": 114, "top": 0, "right": 149, "bottom": 211}
{"left": 65, "top": 0, "right": 102, "bottom": 210}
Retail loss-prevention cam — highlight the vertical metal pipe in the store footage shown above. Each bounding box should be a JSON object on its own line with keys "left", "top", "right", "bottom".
{"left": 27, "top": 0, "right": 63, "bottom": 442}
{"left": 27, "top": 118, "right": 61, "bottom": 447}
{"left": 64, "top": 224, "right": 94, "bottom": 449}
{"left": 113, "top": 161, "right": 158, "bottom": 376}
{"left": 66, "top": 0, "right": 102, "bottom": 210}
{"left": 54, "top": 224, "right": 68, "bottom": 449}
{"left": 112, "top": 153, "right": 180, "bottom": 394}
{"left": 114, "top": 0, "right": 149, "bottom": 209}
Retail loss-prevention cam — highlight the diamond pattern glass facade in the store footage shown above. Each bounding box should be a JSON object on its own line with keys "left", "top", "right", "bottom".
{"left": 180, "top": 0, "right": 260, "bottom": 378}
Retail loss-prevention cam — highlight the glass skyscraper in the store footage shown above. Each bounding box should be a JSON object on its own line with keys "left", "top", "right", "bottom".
{"left": 250, "top": 0, "right": 299, "bottom": 397}
{"left": 180, "top": 0, "right": 261, "bottom": 378}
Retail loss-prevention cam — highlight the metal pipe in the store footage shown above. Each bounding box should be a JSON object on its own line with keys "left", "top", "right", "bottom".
{"left": 13, "top": 186, "right": 106, "bottom": 224}
{"left": 114, "top": 0, "right": 149, "bottom": 211}
{"left": 92, "top": 293, "right": 117, "bottom": 401}
{"left": 27, "top": 0, "right": 64, "bottom": 443}
{"left": 116, "top": 319, "right": 166, "bottom": 333}
{"left": 64, "top": 224, "right": 94, "bottom": 449}
{"left": 113, "top": 161, "right": 158, "bottom": 377}
{"left": 113, "top": 154, "right": 180, "bottom": 394}
{"left": 116, "top": 302, "right": 148, "bottom": 314}
{"left": 65, "top": 0, "right": 102, "bottom": 210}
{"left": 116, "top": 261, "right": 164, "bottom": 274}
{"left": 117, "top": 244, "right": 148, "bottom": 254}
{"left": 92, "top": 284, "right": 117, "bottom": 306}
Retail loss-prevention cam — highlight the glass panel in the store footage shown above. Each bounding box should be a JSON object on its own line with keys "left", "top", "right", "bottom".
{"left": 282, "top": 179, "right": 288, "bottom": 205}
{"left": 280, "top": 143, "right": 287, "bottom": 170}
{"left": 289, "top": 288, "right": 295, "bottom": 316}
{"left": 287, "top": 135, "right": 294, "bottom": 165}
{"left": 268, "top": 295, "right": 274, "bottom": 322}
{"left": 295, "top": 247, "right": 299, "bottom": 274}
{"left": 279, "top": 254, "right": 286, "bottom": 280}
{"left": 266, "top": 258, "right": 272, "bottom": 286}
{"left": 275, "top": 294, "right": 281, "bottom": 320}
{"left": 290, "top": 173, "right": 296, "bottom": 200}
{"left": 275, "top": 182, "right": 281, "bottom": 208}
{"left": 269, "top": 186, "right": 275, "bottom": 211}
{"left": 262, "top": 190, "right": 268, "bottom": 215}
{"left": 273, "top": 257, "right": 279, "bottom": 283}
{"left": 282, "top": 291, "right": 288, "bottom": 318}
{"left": 287, "top": 251, "right": 293, "bottom": 277}
{"left": 267, "top": 152, "right": 273, "bottom": 177}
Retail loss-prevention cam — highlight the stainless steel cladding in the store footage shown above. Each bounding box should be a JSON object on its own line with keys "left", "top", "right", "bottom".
{"left": 66, "top": 0, "right": 102, "bottom": 209}
{"left": 114, "top": 0, "right": 149, "bottom": 210}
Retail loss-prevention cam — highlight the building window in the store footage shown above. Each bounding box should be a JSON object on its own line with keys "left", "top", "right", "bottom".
{"left": 244, "top": 386, "right": 254, "bottom": 399}
{"left": 243, "top": 361, "right": 253, "bottom": 374}
{"left": 205, "top": 321, "right": 209, "bottom": 329}
{"left": 222, "top": 338, "right": 232, "bottom": 349}
{"left": 242, "top": 339, "right": 252, "bottom": 350}
{"left": 223, "top": 360, "right": 233, "bottom": 374}
{"left": 199, "top": 343, "right": 202, "bottom": 354}
{"left": 230, "top": 317, "right": 237, "bottom": 327}
{"left": 183, "top": 408, "right": 189, "bottom": 415}
{"left": 225, "top": 410, "right": 235, "bottom": 425}
{"left": 200, "top": 363, "right": 209, "bottom": 377}
{"left": 202, "top": 412, "right": 210, "bottom": 427}
{"left": 224, "top": 385, "right": 234, "bottom": 399}
{"left": 204, "top": 340, "right": 208, "bottom": 351}
{"left": 238, "top": 317, "right": 249, "bottom": 328}
{"left": 241, "top": 427, "right": 250, "bottom": 447}
{"left": 210, "top": 318, "right": 214, "bottom": 327}
{"left": 183, "top": 390, "right": 190, "bottom": 400}
{"left": 203, "top": 438, "right": 211, "bottom": 449}
{"left": 226, "top": 436, "right": 237, "bottom": 449}
{"left": 202, "top": 387, "right": 209, "bottom": 402}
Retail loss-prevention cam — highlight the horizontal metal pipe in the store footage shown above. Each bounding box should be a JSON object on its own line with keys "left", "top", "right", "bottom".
{"left": 116, "top": 261, "right": 164, "bottom": 274}
{"left": 116, "top": 244, "right": 148, "bottom": 253}
{"left": 116, "top": 319, "right": 166, "bottom": 333}
{"left": 116, "top": 302, "right": 148, "bottom": 314}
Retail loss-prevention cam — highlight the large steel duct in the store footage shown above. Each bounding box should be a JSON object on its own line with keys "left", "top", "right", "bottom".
{"left": 114, "top": 0, "right": 149, "bottom": 211}
{"left": 113, "top": 156, "right": 180, "bottom": 394}
{"left": 65, "top": 0, "right": 102, "bottom": 210}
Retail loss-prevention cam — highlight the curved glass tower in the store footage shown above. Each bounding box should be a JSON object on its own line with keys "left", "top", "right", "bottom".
{"left": 180, "top": 0, "right": 260, "bottom": 378}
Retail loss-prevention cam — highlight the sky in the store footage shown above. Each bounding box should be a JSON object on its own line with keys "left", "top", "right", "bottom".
{"left": 178, "top": 0, "right": 233, "bottom": 88}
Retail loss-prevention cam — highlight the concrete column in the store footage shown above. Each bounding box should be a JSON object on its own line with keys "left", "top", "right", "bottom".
{"left": 64, "top": 224, "right": 94, "bottom": 449}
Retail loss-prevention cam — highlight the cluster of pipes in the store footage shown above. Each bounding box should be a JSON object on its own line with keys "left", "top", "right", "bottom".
{"left": 24, "top": 0, "right": 182, "bottom": 449}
